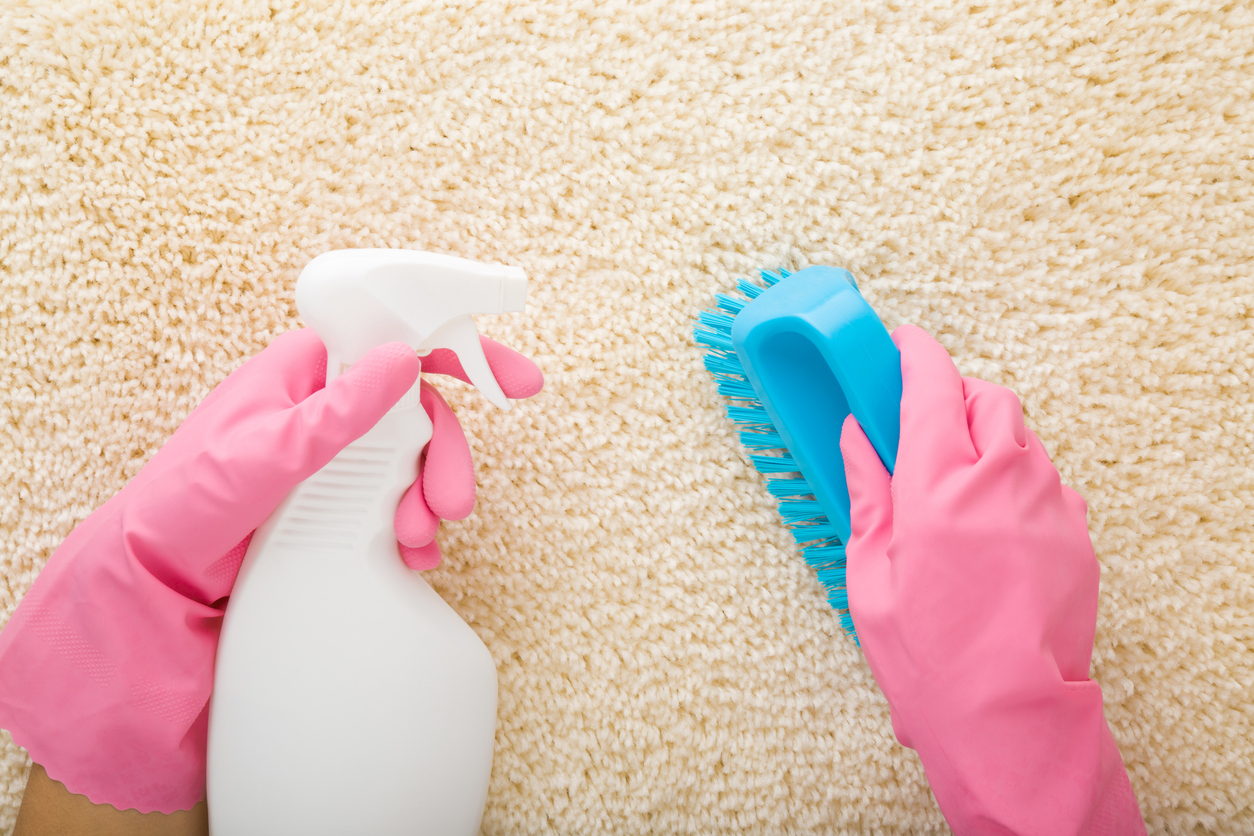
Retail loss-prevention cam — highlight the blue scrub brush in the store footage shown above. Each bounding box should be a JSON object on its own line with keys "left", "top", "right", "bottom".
{"left": 695, "top": 266, "right": 903, "bottom": 638}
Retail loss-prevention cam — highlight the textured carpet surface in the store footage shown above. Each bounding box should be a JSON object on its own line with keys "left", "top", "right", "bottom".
{"left": 2, "top": 0, "right": 1252, "bottom": 833}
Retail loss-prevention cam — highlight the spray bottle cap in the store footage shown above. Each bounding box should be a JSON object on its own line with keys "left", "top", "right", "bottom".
{"left": 295, "top": 249, "right": 527, "bottom": 409}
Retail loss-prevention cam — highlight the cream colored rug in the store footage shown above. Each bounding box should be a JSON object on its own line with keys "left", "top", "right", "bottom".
{"left": 2, "top": 0, "right": 1252, "bottom": 833}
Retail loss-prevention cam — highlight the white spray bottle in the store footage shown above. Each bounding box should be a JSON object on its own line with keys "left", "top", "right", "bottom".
{"left": 206, "top": 249, "right": 525, "bottom": 836}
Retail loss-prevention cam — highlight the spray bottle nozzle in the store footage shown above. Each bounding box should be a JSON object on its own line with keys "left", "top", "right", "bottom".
{"left": 295, "top": 249, "right": 527, "bottom": 409}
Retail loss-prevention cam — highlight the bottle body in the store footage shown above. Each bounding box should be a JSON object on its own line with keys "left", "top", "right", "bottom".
{"left": 207, "top": 384, "right": 498, "bottom": 836}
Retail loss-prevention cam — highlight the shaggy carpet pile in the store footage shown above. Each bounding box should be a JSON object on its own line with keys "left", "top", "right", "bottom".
{"left": 1, "top": 0, "right": 1251, "bottom": 832}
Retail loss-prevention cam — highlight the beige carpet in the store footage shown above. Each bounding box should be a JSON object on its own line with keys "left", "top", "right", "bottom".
{"left": 2, "top": 0, "right": 1252, "bottom": 832}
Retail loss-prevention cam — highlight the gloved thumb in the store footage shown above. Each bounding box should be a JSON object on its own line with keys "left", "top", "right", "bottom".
{"left": 295, "top": 342, "right": 421, "bottom": 456}
{"left": 840, "top": 414, "right": 893, "bottom": 551}
{"left": 121, "top": 341, "right": 421, "bottom": 588}
{"left": 840, "top": 414, "right": 895, "bottom": 637}
{"left": 213, "top": 339, "right": 421, "bottom": 518}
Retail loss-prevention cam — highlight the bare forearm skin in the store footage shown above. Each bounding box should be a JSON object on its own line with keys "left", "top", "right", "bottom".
{"left": 14, "top": 764, "right": 208, "bottom": 836}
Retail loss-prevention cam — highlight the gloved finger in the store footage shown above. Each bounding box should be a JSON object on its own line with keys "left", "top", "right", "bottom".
{"left": 962, "top": 376, "right": 1028, "bottom": 459}
{"left": 399, "top": 539, "right": 443, "bottom": 571}
{"left": 841, "top": 414, "right": 896, "bottom": 636}
{"left": 419, "top": 381, "right": 476, "bottom": 520}
{"left": 125, "top": 341, "right": 420, "bottom": 573}
{"left": 395, "top": 465, "right": 440, "bottom": 548}
{"left": 891, "top": 324, "right": 977, "bottom": 483}
{"left": 422, "top": 336, "right": 544, "bottom": 399}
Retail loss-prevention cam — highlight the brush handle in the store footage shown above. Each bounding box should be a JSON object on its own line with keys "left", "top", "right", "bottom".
{"left": 731, "top": 267, "right": 901, "bottom": 543}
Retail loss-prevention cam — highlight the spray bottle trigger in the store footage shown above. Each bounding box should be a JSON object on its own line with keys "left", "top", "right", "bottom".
{"left": 423, "top": 315, "right": 510, "bottom": 410}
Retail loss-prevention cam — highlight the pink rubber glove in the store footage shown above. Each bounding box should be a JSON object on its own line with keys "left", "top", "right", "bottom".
{"left": 397, "top": 338, "right": 545, "bottom": 569}
{"left": 839, "top": 324, "right": 1144, "bottom": 835}
{"left": 0, "top": 328, "right": 542, "bottom": 813}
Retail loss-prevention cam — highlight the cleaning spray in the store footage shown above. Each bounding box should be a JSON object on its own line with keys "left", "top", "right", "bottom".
{"left": 206, "top": 249, "right": 526, "bottom": 836}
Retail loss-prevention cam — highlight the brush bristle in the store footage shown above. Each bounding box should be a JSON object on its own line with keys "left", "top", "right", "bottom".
{"left": 695, "top": 268, "right": 857, "bottom": 639}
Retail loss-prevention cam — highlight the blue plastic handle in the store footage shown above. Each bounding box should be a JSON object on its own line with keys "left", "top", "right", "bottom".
{"left": 731, "top": 267, "right": 901, "bottom": 543}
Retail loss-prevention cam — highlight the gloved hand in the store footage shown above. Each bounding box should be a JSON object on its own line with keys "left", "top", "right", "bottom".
{"left": 0, "top": 327, "right": 542, "bottom": 814}
{"left": 840, "top": 324, "right": 1144, "bottom": 836}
